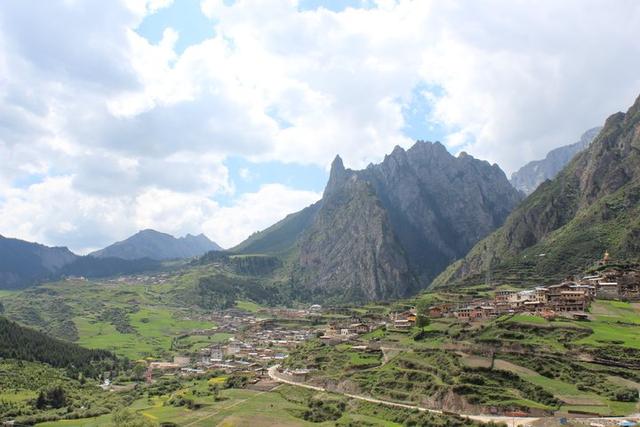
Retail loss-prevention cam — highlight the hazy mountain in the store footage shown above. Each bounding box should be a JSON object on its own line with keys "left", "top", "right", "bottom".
{"left": 90, "top": 229, "right": 222, "bottom": 261}
{"left": 433, "top": 94, "right": 640, "bottom": 289}
{"left": 510, "top": 127, "right": 602, "bottom": 194}
{"left": 0, "top": 235, "right": 77, "bottom": 289}
{"left": 0, "top": 234, "right": 161, "bottom": 290}
{"left": 233, "top": 141, "right": 522, "bottom": 302}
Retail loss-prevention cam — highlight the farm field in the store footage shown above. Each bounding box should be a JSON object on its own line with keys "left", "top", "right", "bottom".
{"left": 35, "top": 384, "right": 411, "bottom": 427}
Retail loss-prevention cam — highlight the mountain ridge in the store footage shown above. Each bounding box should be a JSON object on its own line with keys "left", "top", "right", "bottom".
{"left": 0, "top": 234, "right": 162, "bottom": 289}
{"left": 433, "top": 94, "right": 640, "bottom": 289}
{"left": 510, "top": 127, "right": 602, "bottom": 194}
{"left": 90, "top": 229, "right": 222, "bottom": 261}
{"left": 233, "top": 140, "right": 523, "bottom": 302}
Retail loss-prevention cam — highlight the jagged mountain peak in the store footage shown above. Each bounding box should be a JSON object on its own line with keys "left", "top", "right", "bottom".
{"left": 330, "top": 154, "right": 345, "bottom": 171}
{"left": 235, "top": 139, "right": 522, "bottom": 302}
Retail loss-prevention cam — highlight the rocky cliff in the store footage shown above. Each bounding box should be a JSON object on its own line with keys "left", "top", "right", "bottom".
{"left": 433, "top": 94, "right": 640, "bottom": 289}
{"left": 234, "top": 141, "right": 522, "bottom": 302}
{"left": 510, "top": 127, "right": 602, "bottom": 194}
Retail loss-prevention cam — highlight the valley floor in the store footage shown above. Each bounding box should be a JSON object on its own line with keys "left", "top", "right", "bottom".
{"left": 2, "top": 269, "right": 640, "bottom": 426}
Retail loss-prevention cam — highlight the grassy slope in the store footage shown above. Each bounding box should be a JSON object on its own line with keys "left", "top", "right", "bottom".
{"left": 231, "top": 202, "right": 320, "bottom": 255}
{"left": 284, "top": 298, "right": 640, "bottom": 416}
{"left": 0, "top": 360, "right": 123, "bottom": 424}
{"left": 1, "top": 268, "right": 219, "bottom": 359}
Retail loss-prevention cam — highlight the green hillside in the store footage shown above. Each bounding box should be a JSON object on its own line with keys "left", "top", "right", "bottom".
{"left": 231, "top": 202, "right": 320, "bottom": 255}
{"left": 0, "top": 316, "right": 118, "bottom": 377}
{"left": 433, "top": 94, "right": 640, "bottom": 289}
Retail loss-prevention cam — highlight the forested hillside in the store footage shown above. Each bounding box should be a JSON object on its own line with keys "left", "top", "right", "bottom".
{"left": 0, "top": 317, "right": 119, "bottom": 377}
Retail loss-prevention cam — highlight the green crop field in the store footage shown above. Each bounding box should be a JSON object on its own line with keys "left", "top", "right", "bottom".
{"left": 34, "top": 383, "right": 446, "bottom": 427}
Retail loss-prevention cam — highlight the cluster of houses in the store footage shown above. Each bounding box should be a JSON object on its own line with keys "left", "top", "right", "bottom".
{"left": 429, "top": 266, "right": 640, "bottom": 321}
{"left": 195, "top": 320, "right": 316, "bottom": 372}
{"left": 322, "top": 321, "right": 378, "bottom": 339}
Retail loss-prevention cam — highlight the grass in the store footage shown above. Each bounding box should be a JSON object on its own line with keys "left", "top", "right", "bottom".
{"left": 35, "top": 385, "right": 405, "bottom": 427}
{"left": 74, "top": 316, "right": 156, "bottom": 359}
{"left": 2, "top": 271, "right": 226, "bottom": 359}
{"left": 175, "top": 333, "right": 234, "bottom": 352}
{"left": 36, "top": 414, "right": 113, "bottom": 427}
{"left": 569, "top": 301, "right": 640, "bottom": 349}
{"left": 494, "top": 357, "right": 638, "bottom": 416}
{"left": 506, "top": 314, "right": 548, "bottom": 325}
{"left": 235, "top": 300, "right": 262, "bottom": 313}
{"left": 573, "top": 320, "right": 640, "bottom": 348}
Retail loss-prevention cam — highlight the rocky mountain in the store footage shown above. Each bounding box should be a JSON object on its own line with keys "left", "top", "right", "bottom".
{"left": 433, "top": 94, "right": 640, "bottom": 289}
{"left": 0, "top": 235, "right": 77, "bottom": 289}
{"left": 510, "top": 127, "right": 602, "bottom": 194}
{"left": 233, "top": 141, "right": 522, "bottom": 302}
{"left": 90, "top": 229, "right": 222, "bottom": 261}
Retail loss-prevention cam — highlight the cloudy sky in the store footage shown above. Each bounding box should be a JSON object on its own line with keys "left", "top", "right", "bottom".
{"left": 1, "top": 0, "right": 639, "bottom": 253}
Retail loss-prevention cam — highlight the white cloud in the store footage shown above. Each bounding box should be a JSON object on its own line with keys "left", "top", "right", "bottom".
{"left": 202, "top": 184, "right": 321, "bottom": 248}
{"left": 0, "top": 177, "right": 319, "bottom": 253}
{"left": 1, "top": 0, "right": 640, "bottom": 250}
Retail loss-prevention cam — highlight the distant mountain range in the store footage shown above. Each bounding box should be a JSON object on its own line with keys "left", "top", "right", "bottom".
{"left": 89, "top": 229, "right": 221, "bottom": 261}
{"left": 433, "top": 94, "right": 640, "bottom": 289}
{"left": 0, "top": 234, "right": 161, "bottom": 290}
{"left": 0, "top": 235, "right": 77, "bottom": 289}
{"left": 510, "top": 127, "right": 602, "bottom": 194}
{"left": 232, "top": 141, "right": 523, "bottom": 302}
{"left": 0, "top": 229, "right": 221, "bottom": 289}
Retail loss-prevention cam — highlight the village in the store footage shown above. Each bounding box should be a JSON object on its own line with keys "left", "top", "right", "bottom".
{"left": 426, "top": 261, "right": 640, "bottom": 323}
{"left": 139, "top": 256, "right": 640, "bottom": 385}
{"left": 142, "top": 305, "right": 323, "bottom": 382}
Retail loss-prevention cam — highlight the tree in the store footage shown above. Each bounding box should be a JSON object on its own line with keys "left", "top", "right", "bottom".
{"left": 35, "top": 391, "right": 46, "bottom": 409}
{"left": 47, "top": 385, "right": 67, "bottom": 409}
{"left": 208, "top": 383, "right": 220, "bottom": 400}
{"left": 415, "top": 299, "right": 430, "bottom": 317}
{"left": 133, "top": 363, "right": 147, "bottom": 381}
{"left": 415, "top": 314, "right": 430, "bottom": 332}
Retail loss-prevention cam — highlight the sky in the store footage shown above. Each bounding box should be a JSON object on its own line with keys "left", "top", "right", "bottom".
{"left": 1, "top": 0, "right": 639, "bottom": 253}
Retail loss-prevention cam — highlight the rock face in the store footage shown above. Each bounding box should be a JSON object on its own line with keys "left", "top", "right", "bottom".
{"left": 295, "top": 155, "right": 418, "bottom": 301}
{"left": 90, "top": 229, "right": 222, "bottom": 261}
{"left": 234, "top": 141, "right": 522, "bottom": 302}
{"left": 510, "top": 127, "right": 602, "bottom": 194}
{"left": 0, "top": 235, "right": 77, "bottom": 289}
{"left": 433, "top": 94, "right": 640, "bottom": 289}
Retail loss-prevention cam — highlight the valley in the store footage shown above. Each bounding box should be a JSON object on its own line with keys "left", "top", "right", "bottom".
{"left": 1, "top": 256, "right": 639, "bottom": 426}
{"left": 2, "top": 95, "right": 640, "bottom": 427}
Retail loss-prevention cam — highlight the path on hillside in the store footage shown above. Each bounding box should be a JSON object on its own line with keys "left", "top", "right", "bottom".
{"left": 267, "top": 366, "right": 541, "bottom": 427}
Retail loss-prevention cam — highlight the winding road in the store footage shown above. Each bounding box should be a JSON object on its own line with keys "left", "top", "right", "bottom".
{"left": 267, "top": 365, "right": 541, "bottom": 427}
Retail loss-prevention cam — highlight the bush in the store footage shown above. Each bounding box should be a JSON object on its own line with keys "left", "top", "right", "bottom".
{"left": 303, "top": 397, "right": 345, "bottom": 423}
{"left": 224, "top": 373, "right": 250, "bottom": 389}
{"left": 612, "top": 388, "right": 639, "bottom": 402}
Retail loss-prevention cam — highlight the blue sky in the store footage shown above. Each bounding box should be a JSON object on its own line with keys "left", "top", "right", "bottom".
{"left": 1, "top": 0, "right": 639, "bottom": 251}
